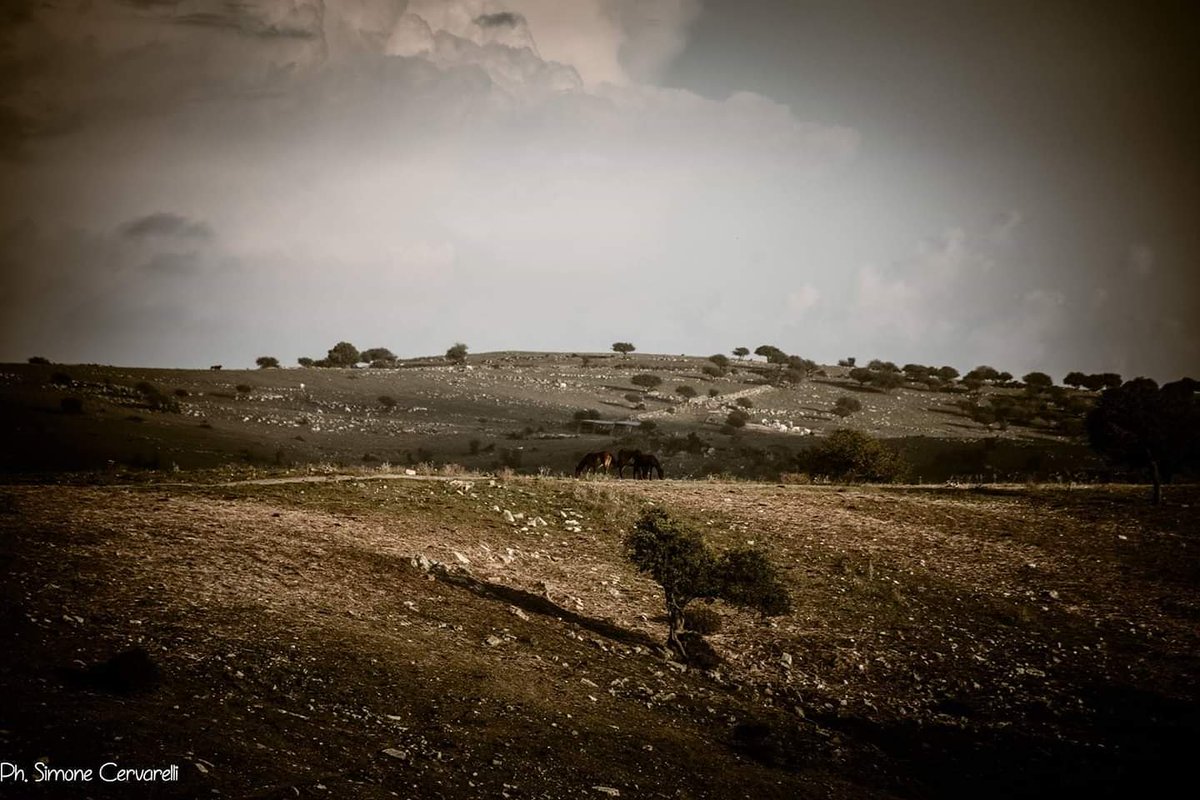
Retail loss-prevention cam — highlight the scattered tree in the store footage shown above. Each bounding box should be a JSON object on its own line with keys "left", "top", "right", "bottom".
{"left": 298, "top": 357, "right": 315, "bottom": 367}
{"left": 870, "top": 371, "right": 904, "bottom": 393}
{"left": 27, "top": 356, "right": 50, "bottom": 365}
{"left": 676, "top": 385, "right": 698, "bottom": 399}
{"left": 361, "top": 347, "right": 396, "bottom": 363}
{"left": 726, "top": 409, "right": 750, "bottom": 429}
{"left": 701, "top": 365, "right": 725, "bottom": 378}
{"left": 732, "top": 347, "right": 750, "bottom": 360}
{"left": 378, "top": 395, "right": 397, "bottom": 411}
{"left": 937, "top": 366, "right": 960, "bottom": 382}
{"left": 445, "top": 342, "right": 469, "bottom": 363}
{"left": 1063, "top": 371, "right": 1088, "bottom": 389}
{"left": 256, "top": 356, "right": 280, "bottom": 369}
{"left": 754, "top": 345, "right": 787, "bottom": 365}
{"left": 612, "top": 342, "right": 636, "bottom": 356}
{"left": 837, "top": 357, "right": 857, "bottom": 368}
{"left": 849, "top": 367, "right": 874, "bottom": 387}
{"left": 736, "top": 397, "right": 754, "bottom": 409}
{"left": 708, "top": 354, "right": 730, "bottom": 368}
{"left": 323, "top": 341, "right": 361, "bottom": 367}
{"left": 1023, "top": 372, "right": 1054, "bottom": 391}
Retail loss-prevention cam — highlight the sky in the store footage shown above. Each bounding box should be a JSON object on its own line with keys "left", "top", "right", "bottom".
{"left": 0, "top": 0, "right": 1196, "bottom": 380}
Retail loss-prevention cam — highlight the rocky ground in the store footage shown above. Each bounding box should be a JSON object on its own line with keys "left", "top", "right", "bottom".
{"left": 1, "top": 474, "right": 1195, "bottom": 798}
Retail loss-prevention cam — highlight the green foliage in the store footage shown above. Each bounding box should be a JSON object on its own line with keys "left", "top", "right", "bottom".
{"left": 797, "top": 429, "right": 906, "bottom": 482}
{"left": 833, "top": 396, "right": 862, "bottom": 417}
{"left": 676, "top": 385, "right": 698, "bottom": 399}
{"left": 445, "top": 342, "right": 469, "bottom": 363}
{"left": 378, "top": 395, "right": 397, "bottom": 410}
{"left": 754, "top": 345, "right": 787, "bottom": 364}
{"left": 726, "top": 409, "right": 750, "bottom": 428}
{"left": 326, "top": 341, "right": 361, "bottom": 367}
{"left": 612, "top": 342, "right": 636, "bottom": 356}
{"left": 937, "top": 365, "right": 960, "bottom": 381}
{"left": 867, "top": 359, "right": 899, "bottom": 373}
{"left": 870, "top": 370, "right": 904, "bottom": 393}
{"left": 1063, "top": 371, "right": 1087, "bottom": 389}
{"left": 626, "top": 507, "right": 792, "bottom": 655}
{"left": 732, "top": 347, "right": 750, "bottom": 359}
{"left": 631, "top": 374, "right": 662, "bottom": 389}
{"left": 708, "top": 354, "right": 730, "bottom": 368}
{"left": 297, "top": 357, "right": 315, "bottom": 367}
{"left": 736, "top": 397, "right": 754, "bottom": 408}
{"left": 256, "top": 356, "right": 280, "bottom": 369}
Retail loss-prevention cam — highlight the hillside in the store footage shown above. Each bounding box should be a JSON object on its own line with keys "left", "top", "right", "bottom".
{"left": 2, "top": 475, "right": 1196, "bottom": 798}
{"left": 1, "top": 353, "right": 1098, "bottom": 481}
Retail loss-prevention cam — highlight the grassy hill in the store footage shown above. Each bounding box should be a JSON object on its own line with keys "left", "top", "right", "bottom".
{"left": 1, "top": 352, "right": 1099, "bottom": 482}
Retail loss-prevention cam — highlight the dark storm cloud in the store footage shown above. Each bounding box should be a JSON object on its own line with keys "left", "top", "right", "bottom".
{"left": 474, "top": 13, "right": 525, "bottom": 29}
{"left": 119, "top": 213, "right": 212, "bottom": 241}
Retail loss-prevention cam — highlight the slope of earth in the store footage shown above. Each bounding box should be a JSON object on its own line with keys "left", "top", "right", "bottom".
{"left": 0, "top": 354, "right": 1091, "bottom": 480}
{"left": 1, "top": 475, "right": 1195, "bottom": 798}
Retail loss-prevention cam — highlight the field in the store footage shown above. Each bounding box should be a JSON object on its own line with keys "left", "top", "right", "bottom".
{"left": 2, "top": 354, "right": 1193, "bottom": 798}
{"left": 2, "top": 473, "right": 1196, "bottom": 798}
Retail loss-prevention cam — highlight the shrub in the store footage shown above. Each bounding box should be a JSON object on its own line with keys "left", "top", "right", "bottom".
{"left": 631, "top": 374, "right": 662, "bottom": 390}
{"left": 297, "top": 357, "right": 315, "bottom": 367}
{"left": 676, "top": 385, "right": 698, "bottom": 399}
{"left": 837, "top": 357, "right": 856, "bottom": 367}
{"left": 732, "top": 347, "right": 750, "bottom": 359}
{"left": 445, "top": 342, "right": 469, "bottom": 363}
{"left": 624, "top": 393, "right": 642, "bottom": 404}
{"left": 833, "top": 396, "right": 862, "bottom": 417}
{"left": 134, "top": 381, "right": 180, "bottom": 413}
{"left": 256, "top": 356, "right": 280, "bottom": 369}
{"left": 708, "top": 388, "right": 720, "bottom": 398}
{"left": 640, "top": 420, "right": 657, "bottom": 433}
{"left": 796, "top": 429, "right": 906, "bottom": 482}
{"left": 236, "top": 384, "right": 252, "bottom": 395}
{"left": 701, "top": 365, "right": 724, "bottom": 378}
{"left": 736, "top": 397, "right": 754, "bottom": 409}
{"left": 378, "top": 395, "right": 397, "bottom": 410}
{"left": 870, "top": 371, "right": 904, "bottom": 393}
{"left": 361, "top": 347, "right": 396, "bottom": 363}
{"left": 1023, "top": 371, "right": 1054, "bottom": 391}
{"left": 708, "top": 354, "right": 730, "bottom": 368}
{"left": 28, "top": 356, "right": 50, "bottom": 365}
{"left": 849, "top": 367, "right": 873, "bottom": 386}
{"left": 726, "top": 409, "right": 750, "bottom": 429}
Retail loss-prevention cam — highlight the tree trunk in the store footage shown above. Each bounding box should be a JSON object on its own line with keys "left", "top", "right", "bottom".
{"left": 666, "top": 601, "right": 687, "bottom": 659}
{"left": 1150, "top": 458, "right": 1162, "bottom": 505}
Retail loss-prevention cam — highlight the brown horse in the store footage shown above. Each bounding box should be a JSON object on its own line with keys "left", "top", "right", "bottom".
{"left": 574, "top": 451, "right": 615, "bottom": 477}
{"left": 617, "top": 449, "right": 663, "bottom": 479}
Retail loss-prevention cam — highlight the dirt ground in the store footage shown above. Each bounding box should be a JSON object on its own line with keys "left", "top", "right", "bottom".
{"left": 1, "top": 474, "right": 1196, "bottom": 798}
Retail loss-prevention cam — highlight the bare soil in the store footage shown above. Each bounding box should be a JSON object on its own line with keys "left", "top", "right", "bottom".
{"left": 2, "top": 475, "right": 1195, "bottom": 798}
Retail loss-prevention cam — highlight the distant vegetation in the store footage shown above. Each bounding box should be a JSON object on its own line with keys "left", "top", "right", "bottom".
{"left": 796, "top": 428, "right": 906, "bottom": 482}
{"left": 631, "top": 374, "right": 662, "bottom": 390}
{"left": 256, "top": 356, "right": 280, "bottom": 369}
{"left": 612, "top": 342, "right": 636, "bottom": 356}
{"left": 445, "top": 343, "right": 469, "bottom": 363}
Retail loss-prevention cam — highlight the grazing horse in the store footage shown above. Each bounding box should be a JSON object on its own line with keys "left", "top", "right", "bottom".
{"left": 574, "top": 451, "right": 614, "bottom": 478}
{"left": 618, "top": 449, "right": 663, "bottom": 479}
{"left": 616, "top": 449, "right": 642, "bottom": 478}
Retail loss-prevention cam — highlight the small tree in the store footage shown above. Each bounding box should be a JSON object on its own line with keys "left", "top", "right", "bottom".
{"left": 937, "top": 366, "right": 960, "bottom": 382}
{"left": 1063, "top": 371, "right": 1087, "bottom": 389}
{"left": 708, "top": 388, "right": 720, "bottom": 398}
{"left": 612, "top": 342, "right": 636, "bottom": 357}
{"left": 754, "top": 345, "right": 787, "bottom": 365}
{"left": 833, "top": 396, "right": 862, "bottom": 417}
{"left": 676, "top": 385, "right": 698, "bottom": 399}
{"left": 708, "top": 354, "right": 730, "bottom": 368}
{"left": 325, "top": 341, "right": 361, "bottom": 367}
{"left": 256, "top": 356, "right": 280, "bottom": 369}
{"left": 837, "top": 357, "right": 857, "bottom": 367}
{"left": 298, "top": 357, "right": 315, "bottom": 367}
{"left": 1086, "top": 377, "right": 1199, "bottom": 504}
{"left": 726, "top": 409, "right": 750, "bottom": 429}
{"left": 849, "top": 367, "right": 874, "bottom": 386}
{"left": 28, "top": 356, "right": 50, "bottom": 365}
{"left": 1023, "top": 371, "right": 1053, "bottom": 391}
{"left": 736, "top": 397, "right": 754, "bottom": 409}
{"left": 870, "top": 371, "right": 904, "bottom": 393}
{"left": 378, "top": 395, "right": 397, "bottom": 411}
{"left": 446, "top": 342, "right": 469, "bottom": 363}
{"left": 732, "top": 347, "right": 750, "bottom": 360}
{"left": 631, "top": 374, "right": 662, "bottom": 390}
{"left": 626, "top": 507, "right": 791, "bottom": 657}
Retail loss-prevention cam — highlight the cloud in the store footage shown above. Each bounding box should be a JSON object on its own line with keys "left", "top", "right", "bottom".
{"left": 1128, "top": 243, "right": 1155, "bottom": 278}
{"left": 475, "top": 12, "right": 524, "bottom": 29}
{"left": 786, "top": 284, "right": 821, "bottom": 316}
{"left": 119, "top": 212, "right": 213, "bottom": 241}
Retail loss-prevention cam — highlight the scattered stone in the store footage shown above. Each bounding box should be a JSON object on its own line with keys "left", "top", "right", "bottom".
{"left": 509, "top": 606, "right": 530, "bottom": 621}
{"left": 484, "top": 635, "right": 504, "bottom": 648}
{"left": 592, "top": 788, "right": 620, "bottom": 797}
{"left": 381, "top": 748, "right": 409, "bottom": 761}
{"left": 453, "top": 551, "right": 470, "bottom": 565}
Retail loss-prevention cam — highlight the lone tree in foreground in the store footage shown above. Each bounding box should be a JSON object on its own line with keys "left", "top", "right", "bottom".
{"left": 445, "top": 342, "right": 468, "bottom": 363}
{"left": 612, "top": 342, "right": 636, "bottom": 357}
{"left": 255, "top": 356, "right": 280, "bottom": 369}
{"left": 1086, "top": 377, "right": 1199, "bottom": 504}
{"left": 626, "top": 507, "right": 791, "bottom": 658}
